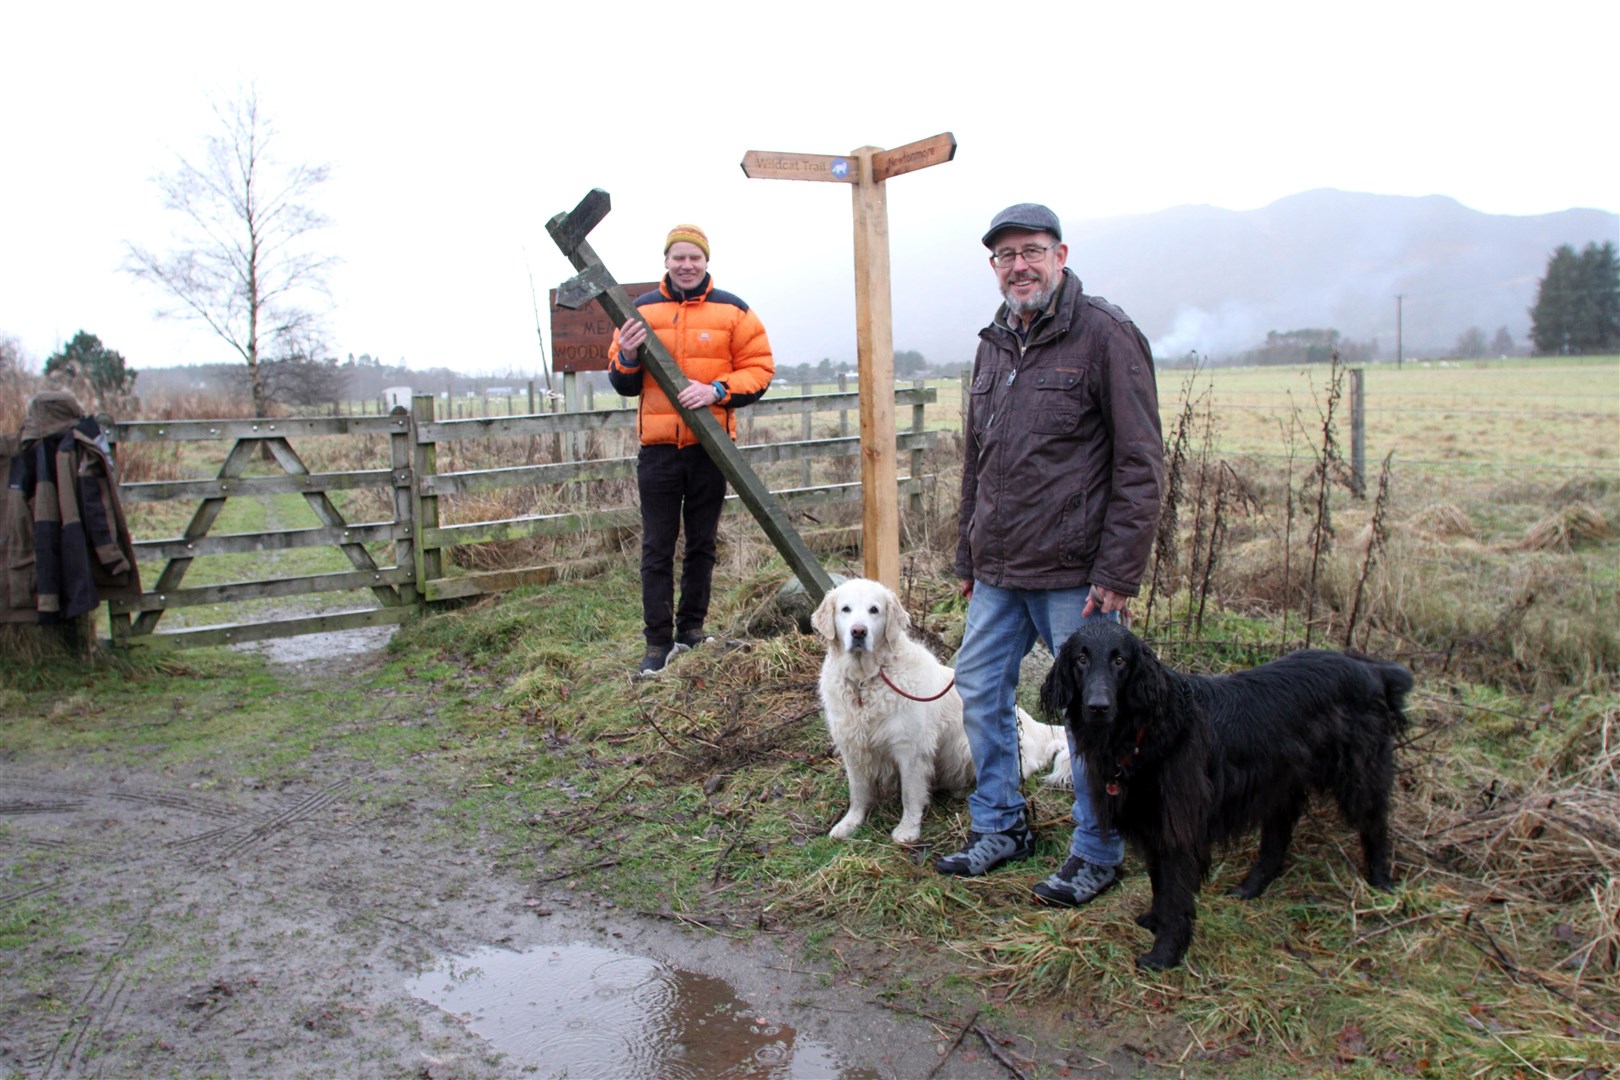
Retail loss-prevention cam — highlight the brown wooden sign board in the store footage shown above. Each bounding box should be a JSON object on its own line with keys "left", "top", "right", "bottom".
{"left": 739, "top": 150, "right": 857, "bottom": 183}
{"left": 548, "top": 281, "right": 659, "bottom": 372}
{"left": 873, "top": 132, "right": 957, "bottom": 182}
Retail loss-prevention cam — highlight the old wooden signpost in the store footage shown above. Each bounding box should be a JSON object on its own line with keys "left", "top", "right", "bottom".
{"left": 545, "top": 189, "right": 835, "bottom": 603}
{"left": 740, "top": 132, "right": 956, "bottom": 591}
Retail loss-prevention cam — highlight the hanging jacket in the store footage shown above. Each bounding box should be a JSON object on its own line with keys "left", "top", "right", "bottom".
{"left": 606, "top": 273, "right": 774, "bottom": 447}
{"left": 4, "top": 392, "right": 141, "bottom": 623}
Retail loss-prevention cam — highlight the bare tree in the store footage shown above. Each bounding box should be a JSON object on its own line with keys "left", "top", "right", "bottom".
{"left": 125, "top": 86, "right": 336, "bottom": 416}
{"left": 0, "top": 334, "right": 28, "bottom": 377}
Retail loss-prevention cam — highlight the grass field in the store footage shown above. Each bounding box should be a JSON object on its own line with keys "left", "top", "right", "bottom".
{"left": 909, "top": 356, "right": 1619, "bottom": 472}
{"left": 4, "top": 355, "right": 1618, "bottom": 1076}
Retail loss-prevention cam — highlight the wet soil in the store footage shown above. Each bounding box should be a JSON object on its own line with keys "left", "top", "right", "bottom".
{"left": 0, "top": 631, "right": 1114, "bottom": 1080}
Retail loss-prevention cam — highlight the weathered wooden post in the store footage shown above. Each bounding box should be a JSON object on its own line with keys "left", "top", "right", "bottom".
{"left": 546, "top": 190, "right": 834, "bottom": 603}
{"left": 800, "top": 383, "right": 813, "bottom": 489}
{"left": 741, "top": 133, "right": 956, "bottom": 592}
{"left": 1350, "top": 367, "right": 1366, "bottom": 498}
{"left": 411, "top": 394, "right": 442, "bottom": 593}
{"left": 910, "top": 377, "right": 926, "bottom": 518}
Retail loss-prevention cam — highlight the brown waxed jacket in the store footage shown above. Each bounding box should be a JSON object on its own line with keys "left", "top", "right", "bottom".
{"left": 3, "top": 393, "right": 141, "bottom": 623}
{"left": 956, "top": 268, "right": 1164, "bottom": 595}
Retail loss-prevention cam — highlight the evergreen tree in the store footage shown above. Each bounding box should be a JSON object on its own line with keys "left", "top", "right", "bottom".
{"left": 1576, "top": 241, "right": 1620, "bottom": 353}
{"left": 1530, "top": 241, "right": 1620, "bottom": 355}
{"left": 44, "top": 330, "right": 136, "bottom": 400}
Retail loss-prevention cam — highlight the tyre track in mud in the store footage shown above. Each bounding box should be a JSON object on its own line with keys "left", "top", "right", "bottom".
{"left": 1, "top": 771, "right": 380, "bottom": 1077}
{"left": 165, "top": 774, "right": 369, "bottom": 864}
{"left": 0, "top": 772, "right": 365, "bottom": 870}
{"left": 28, "top": 914, "right": 153, "bottom": 1080}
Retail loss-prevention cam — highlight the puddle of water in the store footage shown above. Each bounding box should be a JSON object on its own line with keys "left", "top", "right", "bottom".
{"left": 408, "top": 942, "right": 876, "bottom": 1079}
{"left": 231, "top": 623, "right": 397, "bottom": 664}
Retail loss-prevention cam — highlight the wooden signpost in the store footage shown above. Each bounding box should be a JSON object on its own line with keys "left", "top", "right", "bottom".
{"left": 741, "top": 132, "right": 956, "bottom": 591}
{"left": 545, "top": 189, "right": 835, "bottom": 604}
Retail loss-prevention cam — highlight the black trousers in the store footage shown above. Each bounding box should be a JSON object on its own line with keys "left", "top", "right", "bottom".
{"left": 636, "top": 443, "right": 727, "bottom": 648}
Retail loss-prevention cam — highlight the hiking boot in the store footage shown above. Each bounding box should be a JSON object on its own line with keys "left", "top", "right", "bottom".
{"left": 1032, "top": 855, "right": 1121, "bottom": 907}
{"left": 933, "top": 817, "right": 1034, "bottom": 877}
{"left": 637, "top": 644, "right": 674, "bottom": 675}
{"left": 675, "top": 629, "right": 713, "bottom": 649}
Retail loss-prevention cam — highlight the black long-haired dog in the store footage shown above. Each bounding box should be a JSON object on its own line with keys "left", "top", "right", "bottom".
{"left": 1038, "top": 619, "right": 1413, "bottom": 970}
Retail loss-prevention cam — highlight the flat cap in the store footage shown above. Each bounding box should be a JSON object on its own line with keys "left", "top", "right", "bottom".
{"left": 982, "top": 202, "right": 1062, "bottom": 248}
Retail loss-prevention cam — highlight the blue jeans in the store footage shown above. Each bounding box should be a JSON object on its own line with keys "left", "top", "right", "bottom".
{"left": 954, "top": 581, "right": 1125, "bottom": 867}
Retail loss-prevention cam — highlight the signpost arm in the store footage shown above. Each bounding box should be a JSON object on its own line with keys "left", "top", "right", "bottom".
{"left": 849, "top": 148, "right": 901, "bottom": 591}
{"left": 545, "top": 190, "right": 834, "bottom": 603}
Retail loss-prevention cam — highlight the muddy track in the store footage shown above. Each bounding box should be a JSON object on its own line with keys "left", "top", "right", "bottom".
{"left": 0, "top": 636, "right": 1062, "bottom": 1080}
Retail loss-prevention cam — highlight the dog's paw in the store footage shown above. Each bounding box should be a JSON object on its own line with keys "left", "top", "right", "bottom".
{"left": 1134, "top": 910, "right": 1160, "bottom": 932}
{"left": 1365, "top": 871, "right": 1397, "bottom": 892}
{"left": 1135, "top": 948, "right": 1182, "bottom": 971}
{"left": 1041, "top": 747, "right": 1075, "bottom": 788}
{"left": 890, "top": 823, "right": 922, "bottom": 844}
{"left": 829, "top": 816, "right": 862, "bottom": 840}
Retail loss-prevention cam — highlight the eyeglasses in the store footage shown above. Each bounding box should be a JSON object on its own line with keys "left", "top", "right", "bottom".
{"left": 989, "top": 242, "right": 1058, "bottom": 268}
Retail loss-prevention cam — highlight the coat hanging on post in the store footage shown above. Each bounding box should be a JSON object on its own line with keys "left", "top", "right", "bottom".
{"left": 3, "top": 391, "right": 141, "bottom": 624}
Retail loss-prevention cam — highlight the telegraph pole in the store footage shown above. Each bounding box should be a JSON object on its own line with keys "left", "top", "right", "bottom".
{"left": 1395, "top": 293, "right": 1404, "bottom": 370}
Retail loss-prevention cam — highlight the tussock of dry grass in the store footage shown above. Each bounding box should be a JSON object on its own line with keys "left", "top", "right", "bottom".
{"left": 1411, "top": 502, "right": 1478, "bottom": 541}
{"left": 1523, "top": 503, "right": 1614, "bottom": 551}
{"left": 1415, "top": 785, "right": 1620, "bottom": 903}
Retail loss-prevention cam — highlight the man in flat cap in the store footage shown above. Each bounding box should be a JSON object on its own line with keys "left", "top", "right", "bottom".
{"left": 935, "top": 203, "right": 1164, "bottom": 907}
{"left": 609, "top": 224, "right": 775, "bottom": 674}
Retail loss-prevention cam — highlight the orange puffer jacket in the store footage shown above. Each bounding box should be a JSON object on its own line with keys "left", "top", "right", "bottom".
{"left": 607, "top": 274, "right": 774, "bottom": 448}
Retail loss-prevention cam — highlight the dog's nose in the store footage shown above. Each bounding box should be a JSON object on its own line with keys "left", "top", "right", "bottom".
{"left": 849, "top": 624, "right": 868, "bottom": 646}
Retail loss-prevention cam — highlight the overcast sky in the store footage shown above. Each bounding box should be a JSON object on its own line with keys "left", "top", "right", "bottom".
{"left": 3, "top": 1, "right": 1615, "bottom": 378}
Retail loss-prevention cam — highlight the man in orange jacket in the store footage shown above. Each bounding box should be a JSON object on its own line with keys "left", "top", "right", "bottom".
{"left": 609, "top": 224, "right": 775, "bottom": 674}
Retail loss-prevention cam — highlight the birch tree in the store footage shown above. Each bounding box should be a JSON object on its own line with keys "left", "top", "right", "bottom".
{"left": 126, "top": 86, "right": 335, "bottom": 415}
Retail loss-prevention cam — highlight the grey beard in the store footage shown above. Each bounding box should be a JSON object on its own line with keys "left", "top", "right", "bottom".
{"left": 1002, "top": 277, "right": 1056, "bottom": 319}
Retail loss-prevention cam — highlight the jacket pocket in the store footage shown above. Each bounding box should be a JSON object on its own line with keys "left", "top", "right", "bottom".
{"left": 968, "top": 371, "right": 994, "bottom": 435}
{"left": 1055, "top": 491, "right": 1086, "bottom": 566}
{"left": 1030, "top": 376, "right": 1083, "bottom": 434}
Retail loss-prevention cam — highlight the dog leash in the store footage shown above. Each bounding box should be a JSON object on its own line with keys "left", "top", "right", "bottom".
{"left": 879, "top": 667, "right": 955, "bottom": 702}
{"left": 854, "top": 668, "right": 956, "bottom": 708}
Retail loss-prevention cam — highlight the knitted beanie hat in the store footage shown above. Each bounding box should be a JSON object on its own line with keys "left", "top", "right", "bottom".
{"left": 664, "top": 224, "right": 710, "bottom": 259}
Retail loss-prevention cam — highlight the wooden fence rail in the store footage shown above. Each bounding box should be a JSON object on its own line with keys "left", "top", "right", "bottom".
{"left": 107, "top": 384, "right": 937, "bottom": 649}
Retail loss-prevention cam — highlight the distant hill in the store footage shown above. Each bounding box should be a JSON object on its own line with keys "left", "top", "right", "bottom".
{"left": 889, "top": 190, "right": 1618, "bottom": 364}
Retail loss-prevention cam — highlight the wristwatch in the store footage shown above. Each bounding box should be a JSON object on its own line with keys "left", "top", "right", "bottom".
{"left": 711, "top": 381, "right": 726, "bottom": 401}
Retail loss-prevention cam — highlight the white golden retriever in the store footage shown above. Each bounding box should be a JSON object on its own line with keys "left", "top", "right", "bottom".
{"left": 812, "top": 578, "right": 1070, "bottom": 844}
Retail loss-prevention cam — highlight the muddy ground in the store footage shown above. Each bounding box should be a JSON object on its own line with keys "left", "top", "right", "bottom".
{"left": 1, "top": 632, "right": 1137, "bottom": 1080}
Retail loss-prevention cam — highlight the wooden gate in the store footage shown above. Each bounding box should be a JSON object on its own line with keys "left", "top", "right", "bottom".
{"left": 109, "top": 414, "right": 418, "bottom": 649}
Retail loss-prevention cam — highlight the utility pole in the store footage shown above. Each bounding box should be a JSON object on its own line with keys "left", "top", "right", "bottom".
{"left": 1395, "top": 293, "right": 1404, "bottom": 370}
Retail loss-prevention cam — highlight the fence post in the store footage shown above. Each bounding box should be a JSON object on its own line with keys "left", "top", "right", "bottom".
{"left": 390, "top": 406, "right": 420, "bottom": 609}
{"left": 562, "top": 371, "right": 580, "bottom": 460}
{"left": 1350, "top": 367, "right": 1366, "bottom": 498}
{"left": 909, "top": 377, "right": 926, "bottom": 517}
{"left": 411, "top": 394, "right": 442, "bottom": 595}
{"left": 838, "top": 371, "right": 849, "bottom": 439}
{"left": 801, "top": 382, "right": 813, "bottom": 488}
